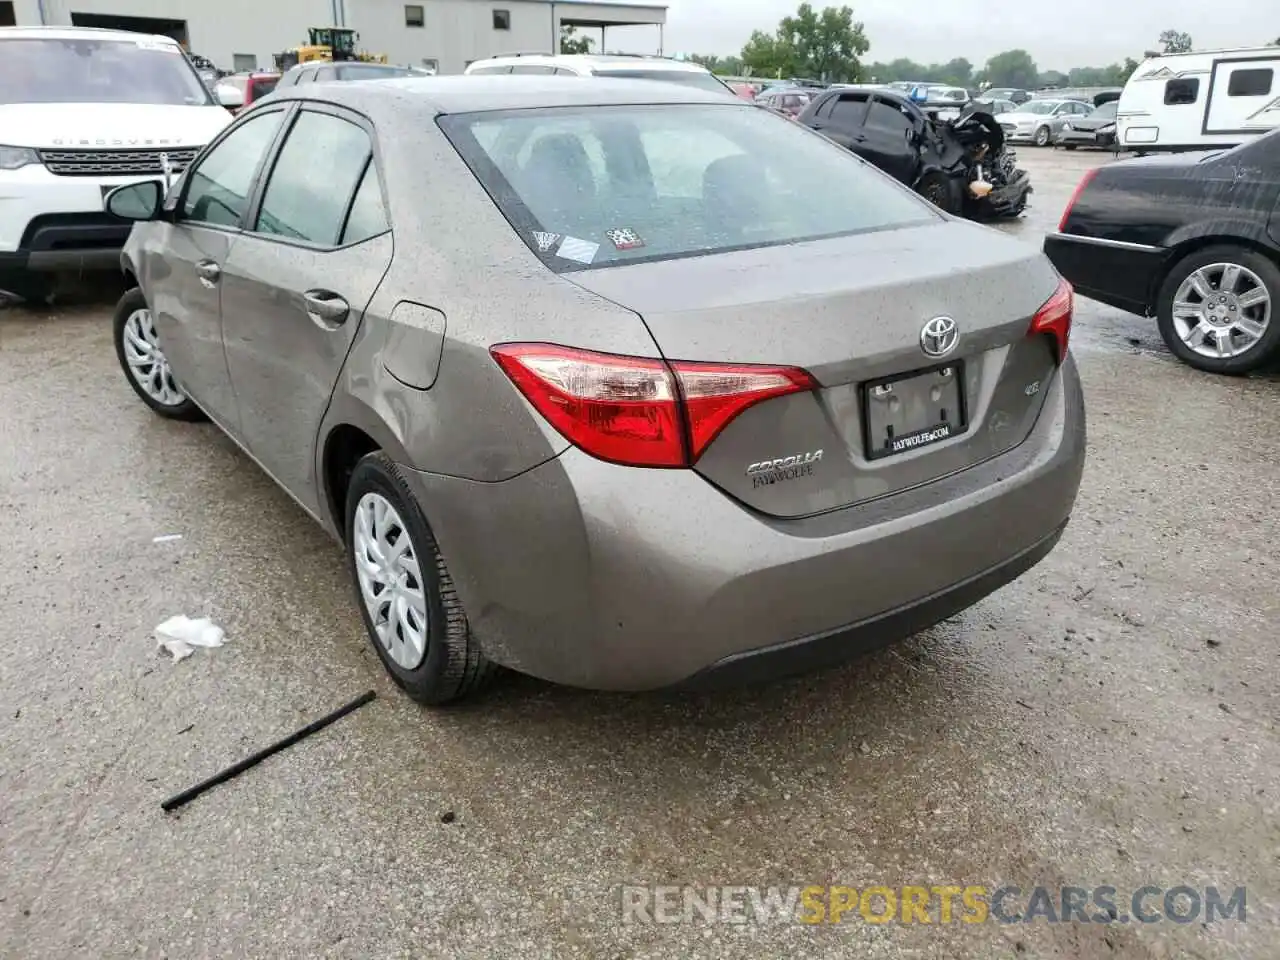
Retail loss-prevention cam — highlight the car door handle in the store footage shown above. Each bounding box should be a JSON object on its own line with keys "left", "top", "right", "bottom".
{"left": 195, "top": 260, "right": 221, "bottom": 287}
{"left": 303, "top": 290, "right": 350, "bottom": 328}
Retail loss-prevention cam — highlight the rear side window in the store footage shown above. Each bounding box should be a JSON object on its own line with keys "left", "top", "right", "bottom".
{"left": 255, "top": 111, "right": 372, "bottom": 245}
{"left": 183, "top": 110, "right": 285, "bottom": 227}
{"left": 1164, "top": 78, "right": 1200, "bottom": 105}
{"left": 511, "top": 64, "right": 555, "bottom": 75}
{"left": 1227, "top": 69, "right": 1273, "bottom": 97}
{"left": 469, "top": 64, "right": 511, "bottom": 75}
{"left": 440, "top": 103, "right": 934, "bottom": 270}
{"left": 341, "top": 162, "right": 390, "bottom": 244}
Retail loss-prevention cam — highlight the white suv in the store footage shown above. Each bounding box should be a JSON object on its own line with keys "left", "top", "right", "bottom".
{"left": 463, "top": 53, "right": 735, "bottom": 96}
{"left": 0, "top": 26, "right": 233, "bottom": 302}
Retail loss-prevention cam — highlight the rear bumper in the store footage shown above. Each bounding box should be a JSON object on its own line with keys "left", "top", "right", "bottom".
{"left": 1057, "top": 129, "right": 1116, "bottom": 147}
{"left": 399, "top": 356, "right": 1086, "bottom": 691}
{"left": 1044, "top": 232, "right": 1167, "bottom": 315}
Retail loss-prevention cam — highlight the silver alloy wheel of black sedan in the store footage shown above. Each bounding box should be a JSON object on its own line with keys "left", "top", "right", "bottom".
{"left": 1170, "top": 262, "right": 1271, "bottom": 360}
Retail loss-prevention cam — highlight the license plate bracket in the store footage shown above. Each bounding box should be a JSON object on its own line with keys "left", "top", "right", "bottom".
{"left": 861, "top": 361, "right": 968, "bottom": 460}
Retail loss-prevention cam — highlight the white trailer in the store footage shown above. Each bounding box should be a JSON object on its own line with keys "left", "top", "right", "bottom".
{"left": 1117, "top": 46, "right": 1280, "bottom": 151}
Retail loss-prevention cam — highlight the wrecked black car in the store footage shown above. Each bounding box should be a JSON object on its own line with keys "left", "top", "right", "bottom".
{"left": 796, "top": 88, "right": 1032, "bottom": 220}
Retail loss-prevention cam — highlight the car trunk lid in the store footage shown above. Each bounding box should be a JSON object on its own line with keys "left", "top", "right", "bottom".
{"left": 563, "top": 220, "right": 1065, "bottom": 518}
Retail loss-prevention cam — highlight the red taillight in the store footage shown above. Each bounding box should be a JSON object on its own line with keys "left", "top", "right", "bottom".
{"left": 490, "top": 343, "right": 816, "bottom": 468}
{"left": 1030, "top": 278, "right": 1074, "bottom": 363}
{"left": 1057, "top": 167, "right": 1099, "bottom": 232}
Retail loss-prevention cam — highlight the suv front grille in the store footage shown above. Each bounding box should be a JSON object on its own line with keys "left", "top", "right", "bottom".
{"left": 37, "top": 147, "right": 201, "bottom": 177}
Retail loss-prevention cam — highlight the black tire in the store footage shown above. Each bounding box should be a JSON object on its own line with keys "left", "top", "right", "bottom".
{"left": 1034, "top": 126, "right": 1052, "bottom": 147}
{"left": 112, "top": 287, "right": 205, "bottom": 420}
{"left": 345, "top": 452, "right": 495, "bottom": 705}
{"left": 1156, "top": 245, "right": 1280, "bottom": 375}
{"left": 1063, "top": 144, "right": 1077, "bottom": 151}
{"left": 0, "top": 271, "right": 54, "bottom": 307}
{"left": 917, "top": 173, "right": 958, "bottom": 214}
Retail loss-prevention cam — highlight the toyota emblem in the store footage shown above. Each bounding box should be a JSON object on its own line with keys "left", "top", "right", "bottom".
{"left": 920, "top": 316, "right": 959, "bottom": 358}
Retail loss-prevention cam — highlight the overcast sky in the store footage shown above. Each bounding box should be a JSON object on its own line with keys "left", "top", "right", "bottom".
{"left": 603, "top": 0, "right": 1267, "bottom": 70}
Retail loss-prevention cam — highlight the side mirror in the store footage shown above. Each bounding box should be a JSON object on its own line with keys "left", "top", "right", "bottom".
{"left": 215, "top": 84, "right": 245, "bottom": 109}
{"left": 105, "top": 180, "right": 164, "bottom": 221}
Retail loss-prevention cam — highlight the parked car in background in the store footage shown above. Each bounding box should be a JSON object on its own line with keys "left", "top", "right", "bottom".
{"left": 726, "top": 80, "right": 758, "bottom": 101}
{"left": 974, "top": 98, "right": 1017, "bottom": 116}
{"left": 798, "top": 88, "right": 1031, "bottom": 218}
{"left": 1055, "top": 100, "right": 1118, "bottom": 149}
{"left": 188, "top": 52, "right": 220, "bottom": 89}
{"left": 1047, "top": 128, "right": 1280, "bottom": 374}
{"left": 463, "top": 53, "right": 736, "bottom": 96}
{"left": 0, "top": 25, "right": 231, "bottom": 304}
{"left": 105, "top": 75, "right": 1083, "bottom": 702}
{"left": 214, "top": 71, "right": 281, "bottom": 114}
{"left": 275, "top": 61, "right": 430, "bottom": 89}
{"left": 756, "top": 88, "right": 814, "bottom": 118}
{"left": 983, "top": 87, "right": 1032, "bottom": 105}
{"left": 999, "top": 99, "right": 1094, "bottom": 146}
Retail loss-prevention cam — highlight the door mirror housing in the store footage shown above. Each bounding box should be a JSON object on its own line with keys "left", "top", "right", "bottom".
{"left": 215, "top": 83, "right": 245, "bottom": 109}
{"left": 105, "top": 180, "right": 164, "bottom": 221}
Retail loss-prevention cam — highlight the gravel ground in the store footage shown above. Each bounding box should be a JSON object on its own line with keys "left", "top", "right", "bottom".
{"left": 1, "top": 147, "right": 1278, "bottom": 960}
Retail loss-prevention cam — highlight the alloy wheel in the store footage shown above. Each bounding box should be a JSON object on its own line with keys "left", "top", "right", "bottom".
{"left": 353, "top": 492, "right": 429, "bottom": 671}
{"left": 121, "top": 308, "right": 187, "bottom": 406}
{"left": 1171, "top": 262, "right": 1272, "bottom": 360}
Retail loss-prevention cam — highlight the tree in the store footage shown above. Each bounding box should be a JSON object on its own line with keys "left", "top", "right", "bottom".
{"left": 984, "top": 49, "right": 1039, "bottom": 88}
{"left": 741, "top": 4, "right": 869, "bottom": 82}
{"left": 560, "top": 25, "right": 592, "bottom": 55}
{"left": 1159, "top": 29, "right": 1193, "bottom": 54}
{"left": 740, "top": 29, "right": 796, "bottom": 78}
{"left": 688, "top": 53, "right": 744, "bottom": 76}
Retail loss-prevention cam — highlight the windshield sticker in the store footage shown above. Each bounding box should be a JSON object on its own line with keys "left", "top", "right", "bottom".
{"left": 532, "top": 231, "right": 561, "bottom": 253}
{"left": 556, "top": 236, "right": 599, "bottom": 264}
{"left": 605, "top": 228, "right": 645, "bottom": 251}
{"left": 135, "top": 38, "right": 180, "bottom": 52}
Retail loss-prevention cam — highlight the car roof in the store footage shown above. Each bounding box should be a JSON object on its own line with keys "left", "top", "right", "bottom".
{"left": 272, "top": 74, "right": 735, "bottom": 114}
{"left": 0, "top": 24, "right": 181, "bottom": 44}
{"left": 470, "top": 53, "right": 710, "bottom": 74}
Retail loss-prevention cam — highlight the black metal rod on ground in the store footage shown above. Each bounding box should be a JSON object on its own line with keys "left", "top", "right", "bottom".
{"left": 161, "top": 690, "right": 377, "bottom": 813}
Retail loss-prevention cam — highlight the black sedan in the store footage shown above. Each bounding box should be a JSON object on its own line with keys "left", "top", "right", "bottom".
{"left": 796, "top": 88, "right": 1031, "bottom": 220}
{"left": 1045, "top": 129, "right": 1280, "bottom": 374}
{"left": 1056, "top": 101, "right": 1118, "bottom": 150}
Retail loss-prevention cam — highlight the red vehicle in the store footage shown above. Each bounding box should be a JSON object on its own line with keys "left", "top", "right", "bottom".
{"left": 727, "top": 81, "right": 759, "bottom": 102}
{"left": 213, "top": 72, "right": 281, "bottom": 114}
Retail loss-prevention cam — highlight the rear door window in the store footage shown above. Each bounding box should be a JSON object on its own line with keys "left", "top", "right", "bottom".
{"left": 828, "top": 95, "right": 869, "bottom": 131}
{"left": 254, "top": 110, "right": 372, "bottom": 245}
{"left": 1228, "top": 68, "right": 1273, "bottom": 97}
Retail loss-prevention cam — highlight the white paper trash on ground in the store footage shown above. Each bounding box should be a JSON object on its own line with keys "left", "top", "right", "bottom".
{"left": 154, "top": 615, "right": 228, "bottom": 662}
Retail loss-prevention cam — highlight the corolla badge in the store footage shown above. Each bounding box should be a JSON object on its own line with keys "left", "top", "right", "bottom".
{"left": 920, "top": 316, "right": 959, "bottom": 358}
{"left": 746, "top": 450, "right": 823, "bottom": 488}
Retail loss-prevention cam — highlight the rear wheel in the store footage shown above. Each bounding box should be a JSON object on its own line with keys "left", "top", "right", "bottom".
{"left": 1062, "top": 144, "right": 1077, "bottom": 151}
{"left": 113, "top": 287, "right": 204, "bottom": 420}
{"left": 1156, "top": 246, "right": 1280, "bottom": 375}
{"left": 1034, "top": 126, "right": 1052, "bottom": 147}
{"left": 345, "top": 452, "right": 495, "bottom": 704}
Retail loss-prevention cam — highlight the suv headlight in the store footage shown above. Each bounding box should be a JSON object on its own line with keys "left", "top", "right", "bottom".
{"left": 0, "top": 145, "right": 41, "bottom": 170}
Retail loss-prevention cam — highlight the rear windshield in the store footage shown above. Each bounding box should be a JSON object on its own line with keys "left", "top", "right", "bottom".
{"left": 0, "top": 37, "right": 212, "bottom": 106}
{"left": 595, "top": 69, "right": 733, "bottom": 96}
{"left": 439, "top": 103, "right": 935, "bottom": 270}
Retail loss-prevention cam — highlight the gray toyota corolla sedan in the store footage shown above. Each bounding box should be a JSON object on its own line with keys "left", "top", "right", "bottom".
{"left": 105, "top": 76, "right": 1085, "bottom": 703}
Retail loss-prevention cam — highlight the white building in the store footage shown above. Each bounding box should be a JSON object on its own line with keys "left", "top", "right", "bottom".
{"left": 2, "top": 0, "right": 667, "bottom": 75}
